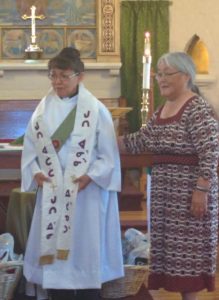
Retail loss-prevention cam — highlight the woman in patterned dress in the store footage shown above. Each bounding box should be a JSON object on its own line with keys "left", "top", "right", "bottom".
{"left": 118, "top": 52, "right": 219, "bottom": 300}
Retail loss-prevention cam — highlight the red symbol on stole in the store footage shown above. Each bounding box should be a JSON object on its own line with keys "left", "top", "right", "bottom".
{"left": 52, "top": 139, "right": 60, "bottom": 150}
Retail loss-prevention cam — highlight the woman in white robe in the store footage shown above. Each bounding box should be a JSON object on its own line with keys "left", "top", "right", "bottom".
{"left": 21, "top": 47, "right": 124, "bottom": 300}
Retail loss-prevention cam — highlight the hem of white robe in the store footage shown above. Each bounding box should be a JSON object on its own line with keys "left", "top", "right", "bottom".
{"left": 25, "top": 281, "right": 48, "bottom": 300}
{"left": 24, "top": 262, "right": 124, "bottom": 289}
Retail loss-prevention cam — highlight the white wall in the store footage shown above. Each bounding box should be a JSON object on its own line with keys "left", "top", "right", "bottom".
{"left": 169, "top": 0, "right": 219, "bottom": 113}
{"left": 0, "top": 62, "right": 121, "bottom": 101}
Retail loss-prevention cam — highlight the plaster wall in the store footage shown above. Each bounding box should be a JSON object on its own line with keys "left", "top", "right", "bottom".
{"left": 169, "top": 0, "right": 219, "bottom": 113}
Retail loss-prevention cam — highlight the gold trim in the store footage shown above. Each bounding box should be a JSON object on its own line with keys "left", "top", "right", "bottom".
{"left": 57, "top": 249, "right": 69, "bottom": 260}
{"left": 39, "top": 255, "right": 54, "bottom": 265}
{"left": 96, "top": 0, "right": 120, "bottom": 62}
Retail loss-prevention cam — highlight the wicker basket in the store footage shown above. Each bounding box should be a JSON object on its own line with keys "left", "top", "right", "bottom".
{"left": 0, "top": 261, "right": 23, "bottom": 300}
{"left": 101, "top": 265, "right": 149, "bottom": 298}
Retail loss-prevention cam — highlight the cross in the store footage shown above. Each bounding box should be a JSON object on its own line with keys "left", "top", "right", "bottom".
{"left": 22, "top": 5, "right": 45, "bottom": 45}
{"left": 50, "top": 182, "right": 57, "bottom": 192}
{"left": 71, "top": 175, "right": 77, "bottom": 183}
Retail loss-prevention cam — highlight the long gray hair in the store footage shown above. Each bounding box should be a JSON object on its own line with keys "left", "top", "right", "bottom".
{"left": 157, "top": 52, "right": 201, "bottom": 95}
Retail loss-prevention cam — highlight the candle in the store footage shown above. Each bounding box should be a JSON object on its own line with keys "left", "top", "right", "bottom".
{"left": 142, "top": 32, "right": 152, "bottom": 90}
{"left": 31, "top": 6, "right": 36, "bottom": 44}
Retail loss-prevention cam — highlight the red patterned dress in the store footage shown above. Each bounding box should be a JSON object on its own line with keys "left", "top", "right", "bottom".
{"left": 124, "top": 96, "right": 219, "bottom": 292}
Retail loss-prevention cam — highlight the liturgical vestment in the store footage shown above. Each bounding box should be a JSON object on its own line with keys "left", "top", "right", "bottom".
{"left": 21, "top": 83, "right": 124, "bottom": 293}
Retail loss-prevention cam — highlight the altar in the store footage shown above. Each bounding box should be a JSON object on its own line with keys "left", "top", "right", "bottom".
{"left": 0, "top": 96, "right": 153, "bottom": 234}
{"left": 0, "top": 143, "right": 153, "bottom": 234}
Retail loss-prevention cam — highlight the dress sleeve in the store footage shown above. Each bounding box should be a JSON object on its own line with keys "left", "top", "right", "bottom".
{"left": 187, "top": 97, "right": 219, "bottom": 180}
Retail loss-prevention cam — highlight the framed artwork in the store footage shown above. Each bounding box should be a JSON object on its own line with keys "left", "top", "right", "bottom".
{"left": 2, "top": 28, "right": 30, "bottom": 59}
{"left": 1, "top": 26, "right": 95, "bottom": 59}
{"left": 38, "top": 28, "right": 64, "bottom": 59}
{"left": 0, "top": 0, "right": 96, "bottom": 26}
{"left": 0, "top": 0, "right": 120, "bottom": 62}
{"left": 67, "top": 28, "right": 96, "bottom": 58}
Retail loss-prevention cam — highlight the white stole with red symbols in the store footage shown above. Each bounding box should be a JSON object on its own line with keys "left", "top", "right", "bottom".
{"left": 31, "top": 84, "right": 98, "bottom": 265}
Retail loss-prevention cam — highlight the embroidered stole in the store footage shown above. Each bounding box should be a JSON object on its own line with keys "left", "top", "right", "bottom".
{"left": 31, "top": 85, "right": 98, "bottom": 265}
{"left": 51, "top": 105, "right": 77, "bottom": 152}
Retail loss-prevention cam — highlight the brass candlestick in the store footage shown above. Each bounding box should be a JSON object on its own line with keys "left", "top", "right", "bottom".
{"left": 141, "top": 89, "right": 150, "bottom": 127}
{"left": 141, "top": 32, "right": 152, "bottom": 127}
{"left": 22, "top": 5, "right": 45, "bottom": 60}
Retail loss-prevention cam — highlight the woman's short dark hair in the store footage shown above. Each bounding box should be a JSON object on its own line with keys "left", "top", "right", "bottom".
{"left": 48, "top": 47, "right": 84, "bottom": 74}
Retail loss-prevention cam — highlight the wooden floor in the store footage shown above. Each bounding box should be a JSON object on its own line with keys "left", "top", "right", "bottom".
{"left": 119, "top": 202, "right": 219, "bottom": 300}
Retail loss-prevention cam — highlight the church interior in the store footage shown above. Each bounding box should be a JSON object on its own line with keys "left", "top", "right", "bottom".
{"left": 0, "top": 0, "right": 219, "bottom": 300}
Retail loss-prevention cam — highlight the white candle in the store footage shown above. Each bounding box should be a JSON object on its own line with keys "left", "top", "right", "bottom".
{"left": 31, "top": 6, "right": 36, "bottom": 44}
{"left": 142, "top": 32, "right": 152, "bottom": 90}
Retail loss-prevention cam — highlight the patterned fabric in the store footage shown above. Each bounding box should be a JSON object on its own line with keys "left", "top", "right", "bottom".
{"left": 124, "top": 96, "right": 219, "bottom": 292}
{"left": 152, "top": 154, "right": 199, "bottom": 166}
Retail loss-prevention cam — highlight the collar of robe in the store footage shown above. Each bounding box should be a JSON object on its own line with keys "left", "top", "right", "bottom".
{"left": 60, "top": 86, "right": 79, "bottom": 100}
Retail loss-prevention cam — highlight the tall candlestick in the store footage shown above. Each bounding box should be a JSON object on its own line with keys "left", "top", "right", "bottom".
{"left": 141, "top": 32, "right": 152, "bottom": 126}
{"left": 142, "top": 32, "right": 152, "bottom": 90}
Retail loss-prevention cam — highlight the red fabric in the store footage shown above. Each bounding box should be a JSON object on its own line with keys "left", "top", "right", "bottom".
{"left": 152, "top": 154, "right": 199, "bottom": 166}
{"left": 0, "top": 139, "right": 14, "bottom": 143}
{"left": 148, "top": 273, "right": 215, "bottom": 292}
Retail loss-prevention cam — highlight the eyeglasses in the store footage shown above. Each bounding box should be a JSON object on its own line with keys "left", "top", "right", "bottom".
{"left": 48, "top": 72, "right": 79, "bottom": 82}
{"left": 155, "top": 71, "right": 181, "bottom": 80}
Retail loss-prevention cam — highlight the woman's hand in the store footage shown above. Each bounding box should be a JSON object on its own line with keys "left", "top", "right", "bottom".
{"left": 34, "top": 172, "right": 51, "bottom": 187}
{"left": 190, "top": 190, "right": 208, "bottom": 219}
{"left": 74, "top": 175, "right": 92, "bottom": 191}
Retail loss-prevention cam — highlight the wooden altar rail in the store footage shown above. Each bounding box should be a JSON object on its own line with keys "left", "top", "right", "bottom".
{"left": 0, "top": 151, "right": 153, "bottom": 199}
{"left": 1, "top": 97, "right": 219, "bottom": 232}
{"left": 0, "top": 98, "right": 130, "bottom": 140}
{"left": 0, "top": 97, "right": 150, "bottom": 230}
{"left": 0, "top": 149, "right": 152, "bottom": 233}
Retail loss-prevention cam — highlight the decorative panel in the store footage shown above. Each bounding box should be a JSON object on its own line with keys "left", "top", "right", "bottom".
{"left": 0, "top": 0, "right": 120, "bottom": 62}
{"left": 97, "top": 0, "right": 120, "bottom": 62}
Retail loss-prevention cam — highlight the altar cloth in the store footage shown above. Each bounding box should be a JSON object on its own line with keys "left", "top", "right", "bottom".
{"left": 6, "top": 188, "right": 36, "bottom": 254}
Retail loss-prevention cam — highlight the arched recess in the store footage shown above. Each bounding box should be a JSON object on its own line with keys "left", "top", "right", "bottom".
{"left": 185, "top": 34, "right": 209, "bottom": 74}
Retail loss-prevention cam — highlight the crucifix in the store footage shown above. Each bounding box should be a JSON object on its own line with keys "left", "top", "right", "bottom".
{"left": 22, "top": 5, "right": 45, "bottom": 59}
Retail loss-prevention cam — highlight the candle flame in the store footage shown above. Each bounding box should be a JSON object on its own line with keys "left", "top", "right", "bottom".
{"left": 145, "top": 32, "right": 150, "bottom": 38}
{"left": 144, "top": 32, "right": 151, "bottom": 57}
